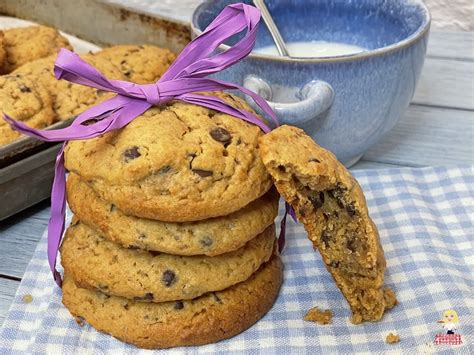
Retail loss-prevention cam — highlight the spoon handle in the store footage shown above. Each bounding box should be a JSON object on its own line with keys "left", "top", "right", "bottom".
{"left": 253, "top": 0, "right": 290, "bottom": 57}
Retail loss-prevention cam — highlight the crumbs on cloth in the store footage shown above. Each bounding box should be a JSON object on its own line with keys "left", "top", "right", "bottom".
{"left": 386, "top": 332, "right": 400, "bottom": 344}
{"left": 21, "top": 294, "right": 33, "bottom": 304}
{"left": 1, "top": 166, "right": 472, "bottom": 353}
{"left": 304, "top": 307, "right": 333, "bottom": 325}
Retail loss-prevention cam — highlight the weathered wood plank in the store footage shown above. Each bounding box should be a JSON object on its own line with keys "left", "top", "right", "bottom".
{"left": 413, "top": 57, "right": 474, "bottom": 110}
{"left": 362, "top": 105, "right": 474, "bottom": 167}
{"left": 0, "top": 201, "right": 49, "bottom": 279}
{"left": 427, "top": 31, "right": 474, "bottom": 61}
{"left": 0, "top": 278, "right": 19, "bottom": 326}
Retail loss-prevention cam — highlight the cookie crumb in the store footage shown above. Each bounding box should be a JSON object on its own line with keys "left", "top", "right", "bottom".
{"left": 304, "top": 307, "right": 333, "bottom": 325}
{"left": 75, "top": 316, "right": 85, "bottom": 326}
{"left": 385, "top": 332, "right": 400, "bottom": 344}
{"left": 383, "top": 288, "right": 398, "bottom": 309}
{"left": 22, "top": 294, "right": 33, "bottom": 303}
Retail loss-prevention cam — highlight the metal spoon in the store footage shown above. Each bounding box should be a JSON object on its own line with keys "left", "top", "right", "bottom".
{"left": 253, "top": 0, "right": 290, "bottom": 57}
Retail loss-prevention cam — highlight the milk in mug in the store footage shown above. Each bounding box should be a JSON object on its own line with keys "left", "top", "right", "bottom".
{"left": 255, "top": 41, "right": 367, "bottom": 58}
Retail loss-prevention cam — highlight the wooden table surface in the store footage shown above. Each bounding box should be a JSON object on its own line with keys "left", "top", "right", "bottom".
{"left": 0, "top": 28, "right": 473, "bottom": 325}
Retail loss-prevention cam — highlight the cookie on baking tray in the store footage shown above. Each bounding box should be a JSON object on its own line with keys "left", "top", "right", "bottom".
{"left": 94, "top": 44, "right": 176, "bottom": 84}
{"left": 14, "top": 54, "right": 126, "bottom": 120}
{"left": 60, "top": 220, "right": 276, "bottom": 302}
{"left": 0, "top": 25, "right": 72, "bottom": 73}
{"left": 64, "top": 92, "right": 272, "bottom": 222}
{"left": 62, "top": 253, "right": 282, "bottom": 349}
{"left": 67, "top": 172, "right": 279, "bottom": 256}
{"left": 0, "top": 74, "right": 55, "bottom": 145}
{"left": 0, "top": 31, "right": 6, "bottom": 73}
{"left": 259, "top": 125, "right": 396, "bottom": 323}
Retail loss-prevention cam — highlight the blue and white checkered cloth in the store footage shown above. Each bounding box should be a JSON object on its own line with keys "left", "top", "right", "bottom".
{"left": 0, "top": 166, "right": 473, "bottom": 354}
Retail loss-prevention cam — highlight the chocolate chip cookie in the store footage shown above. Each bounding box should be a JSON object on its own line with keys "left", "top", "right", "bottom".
{"left": 0, "top": 25, "right": 72, "bottom": 74}
{"left": 67, "top": 173, "right": 279, "bottom": 256}
{"left": 62, "top": 254, "right": 282, "bottom": 349}
{"left": 94, "top": 44, "right": 176, "bottom": 83}
{"left": 259, "top": 125, "right": 396, "bottom": 323}
{"left": 0, "top": 74, "right": 55, "bottom": 145}
{"left": 64, "top": 93, "right": 272, "bottom": 222}
{"left": 0, "top": 31, "right": 6, "bottom": 72}
{"left": 14, "top": 54, "right": 125, "bottom": 120}
{"left": 61, "top": 220, "right": 276, "bottom": 302}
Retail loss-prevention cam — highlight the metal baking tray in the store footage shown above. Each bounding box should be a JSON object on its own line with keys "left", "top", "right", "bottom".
{"left": 0, "top": 0, "right": 191, "bottom": 220}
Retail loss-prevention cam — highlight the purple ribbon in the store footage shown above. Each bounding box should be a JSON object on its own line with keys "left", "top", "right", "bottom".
{"left": 3, "top": 3, "right": 288, "bottom": 286}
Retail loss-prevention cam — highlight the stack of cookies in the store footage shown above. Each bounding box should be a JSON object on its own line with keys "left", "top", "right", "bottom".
{"left": 60, "top": 92, "right": 283, "bottom": 349}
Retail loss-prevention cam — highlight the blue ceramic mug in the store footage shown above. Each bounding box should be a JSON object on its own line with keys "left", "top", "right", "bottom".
{"left": 192, "top": 0, "right": 431, "bottom": 166}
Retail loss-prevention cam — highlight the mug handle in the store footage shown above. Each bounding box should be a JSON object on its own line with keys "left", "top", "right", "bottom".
{"left": 243, "top": 75, "right": 335, "bottom": 125}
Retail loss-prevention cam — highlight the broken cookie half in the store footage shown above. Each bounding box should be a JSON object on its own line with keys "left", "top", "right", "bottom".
{"left": 259, "top": 125, "right": 396, "bottom": 323}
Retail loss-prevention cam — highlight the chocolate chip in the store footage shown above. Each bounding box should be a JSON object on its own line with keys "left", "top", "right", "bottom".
{"left": 192, "top": 169, "right": 213, "bottom": 177}
{"left": 309, "top": 191, "right": 325, "bottom": 210}
{"left": 200, "top": 236, "right": 213, "bottom": 248}
{"left": 134, "top": 292, "right": 154, "bottom": 301}
{"left": 212, "top": 293, "right": 223, "bottom": 304}
{"left": 346, "top": 238, "right": 356, "bottom": 253}
{"left": 187, "top": 153, "right": 197, "bottom": 169}
{"left": 298, "top": 208, "right": 306, "bottom": 218}
{"left": 124, "top": 70, "right": 131, "bottom": 77}
{"left": 328, "top": 187, "right": 347, "bottom": 209}
{"left": 123, "top": 146, "right": 141, "bottom": 161}
{"left": 308, "top": 158, "right": 320, "bottom": 163}
{"left": 158, "top": 165, "right": 171, "bottom": 173}
{"left": 210, "top": 127, "right": 231, "bottom": 143}
{"left": 327, "top": 184, "right": 346, "bottom": 199}
{"left": 19, "top": 85, "right": 31, "bottom": 93}
{"left": 162, "top": 270, "right": 176, "bottom": 287}
{"left": 120, "top": 60, "right": 126, "bottom": 65}
{"left": 336, "top": 198, "right": 345, "bottom": 209}
{"left": 321, "top": 231, "right": 331, "bottom": 248}
{"left": 174, "top": 301, "right": 184, "bottom": 310}
{"left": 278, "top": 165, "right": 285, "bottom": 173}
{"left": 226, "top": 94, "right": 237, "bottom": 102}
{"left": 346, "top": 203, "right": 356, "bottom": 217}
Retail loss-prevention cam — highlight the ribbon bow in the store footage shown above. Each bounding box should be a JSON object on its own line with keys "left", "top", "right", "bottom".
{"left": 3, "top": 3, "right": 285, "bottom": 286}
